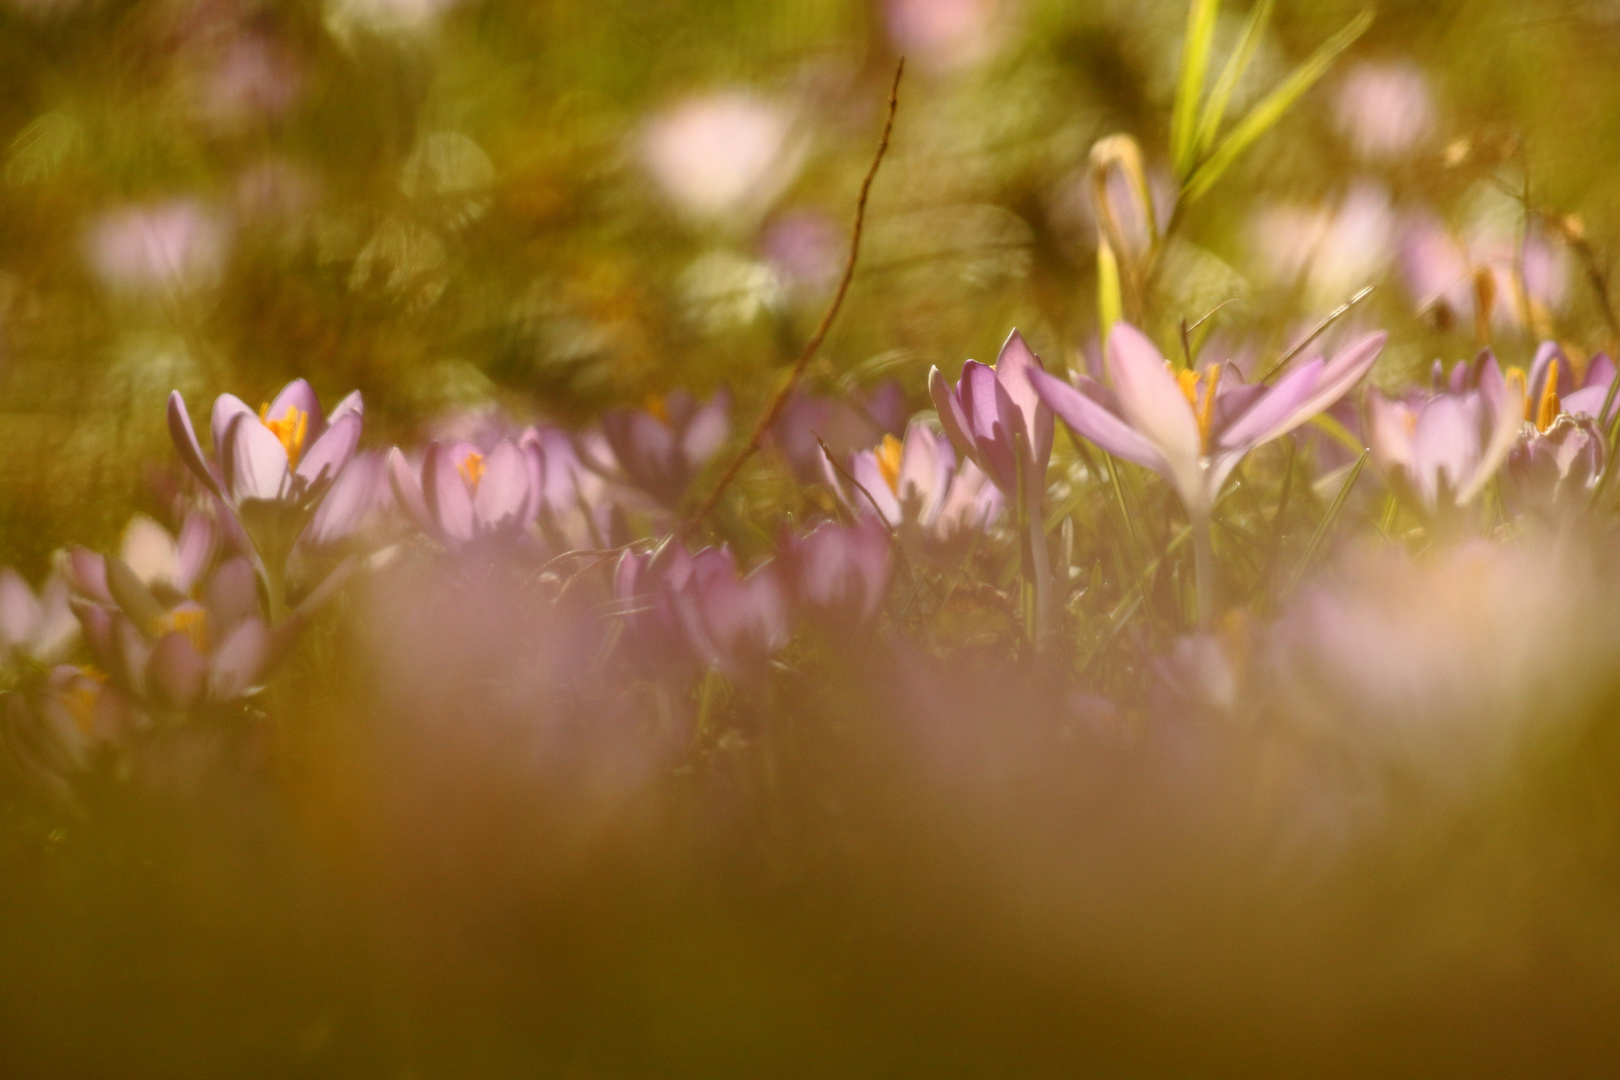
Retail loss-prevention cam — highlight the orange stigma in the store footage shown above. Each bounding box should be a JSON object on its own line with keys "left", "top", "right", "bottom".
{"left": 645, "top": 395, "right": 669, "bottom": 425}
{"left": 458, "top": 450, "right": 486, "bottom": 494}
{"left": 258, "top": 403, "right": 309, "bottom": 467}
{"left": 1533, "top": 358, "right": 1562, "bottom": 432}
{"left": 1176, "top": 363, "right": 1223, "bottom": 452}
{"left": 876, "top": 434, "right": 903, "bottom": 495}
{"left": 159, "top": 607, "right": 209, "bottom": 653}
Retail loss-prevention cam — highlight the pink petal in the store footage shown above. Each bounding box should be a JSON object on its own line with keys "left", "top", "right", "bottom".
{"left": 1032, "top": 369, "right": 1168, "bottom": 474}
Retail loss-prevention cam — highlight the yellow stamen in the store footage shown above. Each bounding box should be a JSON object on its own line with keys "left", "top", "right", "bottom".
{"left": 258, "top": 403, "right": 309, "bottom": 467}
{"left": 160, "top": 607, "right": 209, "bottom": 654}
{"left": 875, "top": 434, "right": 903, "bottom": 495}
{"left": 1175, "top": 364, "right": 1222, "bottom": 452}
{"left": 63, "top": 667, "right": 107, "bottom": 737}
{"left": 458, "top": 450, "right": 486, "bottom": 494}
{"left": 1534, "top": 358, "right": 1562, "bottom": 432}
{"left": 645, "top": 395, "right": 669, "bottom": 424}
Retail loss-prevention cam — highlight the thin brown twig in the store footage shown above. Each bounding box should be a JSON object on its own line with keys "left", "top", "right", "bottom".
{"left": 683, "top": 58, "right": 905, "bottom": 536}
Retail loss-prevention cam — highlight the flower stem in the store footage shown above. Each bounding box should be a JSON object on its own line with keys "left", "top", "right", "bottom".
{"left": 1192, "top": 513, "right": 1217, "bottom": 627}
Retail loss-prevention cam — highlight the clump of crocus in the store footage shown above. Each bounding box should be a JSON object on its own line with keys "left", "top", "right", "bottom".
{"left": 168, "top": 379, "right": 362, "bottom": 612}
{"left": 589, "top": 390, "right": 730, "bottom": 510}
{"left": 1367, "top": 349, "right": 1527, "bottom": 521}
{"left": 826, "top": 421, "right": 1003, "bottom": 559}
{"left": 388, "top": 436, "right": 542, "bottom": 554}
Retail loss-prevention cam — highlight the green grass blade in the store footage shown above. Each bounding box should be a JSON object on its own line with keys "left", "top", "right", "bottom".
{"left": 1194, "top": 0, "right": 1273, "bottom": 157}
{"left": 1171, "top": 0, "right": 1221, "bottom": 177}
{"left": 1287, "top": 449, "right": 1368, "bottom": 596}
{"left": 1183, "top": 8, "right": 1373, "bottom": 203}
{"left": 1098, "top": 237, "right": 1123, "bottom": 341}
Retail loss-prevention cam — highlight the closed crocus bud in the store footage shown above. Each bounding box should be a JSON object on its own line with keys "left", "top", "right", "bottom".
{"left": 784, "top": 520, "right": 892, "bottom": 625}
{"left": 929, "top": 329, "right": 1054, "bottom": 505}
{"left": 1504, "top": 414, "right": 1605, "bottom": 519}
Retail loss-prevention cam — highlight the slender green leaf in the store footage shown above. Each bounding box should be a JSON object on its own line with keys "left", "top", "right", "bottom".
{"left": 1170, "top": 0, "right": 1221, "bottom": 177}
{"left": 1183, "top": 8, "right": 1374, "bottom": 203}
{"left": 1287, "top": 449, "right": 1368, "bottom": 595}
{"left": 1308, "top": 412, "right": 1363, "bottom": 455}
{"left": 1194, "top": 0, "right": 1273, "bottom": 157}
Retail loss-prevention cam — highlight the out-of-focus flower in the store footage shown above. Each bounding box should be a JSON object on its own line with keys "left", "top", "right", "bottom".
{"left": 884, "top": 0, "right": 1008, "bottom": 74}
{"left": 1249, "top": 183, "right": 1395, "bottom": 308}
{"left": 828, "top": 421, "right": 1004, "bottom": 549}
{"left": 388, "top": 437, "right": 541, "bottom": 552}
{"left": 1034, "top": 323, "right": 1385, "bottom": 520}
{"left": 169, "top": 380, "right": 363, "bottom": 527}
{"left": 1401, "top": 213, "right": 1568, "bottom": 334}
{"left": 1272, "top": 538, "right": 1620, "bottom": 788}
{"left": 1366, "top": 350, "right": 1526, "bottom": 515}
{"left": 589, "top": 390, "right": 730, "bottom": 509}
{"left": 0, "top": 569, "right": 77, "bottom": 672}
{"left": 782, "top": 520, "right": 891, "bottom": 625}
{"left": 929, "top": 330, "right": 1054, "bottom": 505}
{"left": 1334, "top": 61, "right": 1435, "bottom": 161}
{"left": 614, "top": 541, "right": 700, "bottom": 678}
{"left": 325, "top": 0, "right": 460, "bottom": 40}
{"left": 190, "top": 33, "right": 303, "bottom": 131}
{"left": 641, "top": 92, "right": 803, "bottom": 223}
{"left": 67, "top": 513, "right": 219, "bottom": 611}
{"left": 772, "top": 382, "right": 904, "bottom": 483}
{"left": 526, "top": 427, "right": 615, "bottom": 552}
{"left": 86, "top": 200, "right": 230, "bottom": 296}
{"left": 1526, "top": 341, "right": 1619, "bottom": 426}
{"left": 670, "top": 547, "right": 791, "bottom": 678}
{"left": 760, "top": 210, "right": 843, "bottom": 296}
{"left": 71, "top": 549, "right": 269, "bottom": 712}
{"left": 1504, "top": 413, "right": 1604, "bottom": 519}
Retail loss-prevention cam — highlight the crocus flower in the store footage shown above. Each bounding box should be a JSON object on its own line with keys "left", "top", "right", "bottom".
{"left": 782, "top": 520, "right": 892, "bottom": 625}
{"left": 0, "top": 569, "right": 78, "bottom": 672}
{"left": 1524, "top": 341, "right": 1618, "bottom": 427}
{"left": 929, "top": 329, "right": 1054, "bottom": 505}
{"left": 1504, "top": 414, "right": 1604, "bottom": 519}
{"left": 1033, "top": 323, "right": 1386, "bottom": 520}
{"left": 1366, "top": 350, "right": 1527, "bottom": 515}
{"left": 525, "top": 426, "right": 615, "bottom": 552}
{"left": 772, "top": 382, "right": 905, "bottom": 483}
{"left": 304, "top": 451, "right": 392, "bottom": 550}
{"left": 388, "top": 436, "right": 541, "bottom": 552}
{"left": 669, "top": 547, "right": 791, "bottom": 678}
{"left": 71, "top": 551, "right": 270, "bottom": 711}
{"left": 168, "top": 379, "right": 363, "bottom": 524}
{"left": 641, "top": 92, "right": 803, "bottom": 222}
{"left": 828, "top": 421, "right": 1004, "bottom": 548}
{"left": 589, "top": 390, "right": 730, "bottom": 509}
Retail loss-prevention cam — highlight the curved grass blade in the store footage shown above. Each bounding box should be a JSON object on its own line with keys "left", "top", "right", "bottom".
{"left": 1286, "top": 449, "right": 1368, "bottom": 596}
{"left": 1194, "top": 0, "right": 1274, "bottom": 157}
{"left": 1171, "top": 0, "right": 1221, "bottom": 177}
{"left": 1183, "top": 8, "right": 1374, "bottom": 204}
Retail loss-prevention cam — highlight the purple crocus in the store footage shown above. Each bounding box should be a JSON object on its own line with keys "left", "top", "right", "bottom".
{"left": 1366, "top": 350, "right": 1527, "bottom": 514}
{"left": 827, "top": 422, "right": 1004, "bottom": 553}
{"left": 771, "top": 382, "right": 905, "bottom": 483}
{"left": 590, "top": 390, "right": 730, "bottom": 508}
{"left": 1504, "top": 413, "right": 1604, "bottom": 519}
{"left": 525, "top": 426, "right": 615, "bottom": 552}
{"left": 169, "top": 379, "right": 363, "bottom": 514}
{"left": 671, "top": 547, "right": 791, "bottom": 678}
{"left": 1031, "top": 322, "right": 1386, "bottom": 521}
{"left": 928, "top": 330, "right": 1053, "bottom": 503}
{"left": 388, "top": 437, "right": 542, "bottom": 552}
{"left": 782, "top": 520, "right": 892, "bottom": 625}
{"left": 1524, "top": 341, "right": 1618, "bottom": 428}
{"left": 70, "top": 550, "right": 270, "bottom": 712}
{"left": 0, "top": 569, "right": 78, "bottom": 671}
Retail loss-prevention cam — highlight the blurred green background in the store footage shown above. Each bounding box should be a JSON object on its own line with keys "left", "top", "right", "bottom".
{"left": 2, "top": 0, "right": 1619, "bottom": 569}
